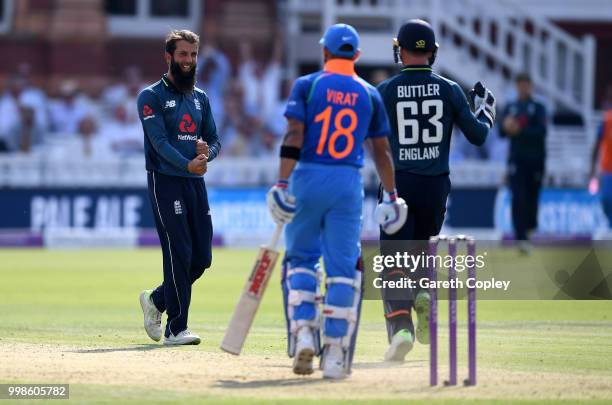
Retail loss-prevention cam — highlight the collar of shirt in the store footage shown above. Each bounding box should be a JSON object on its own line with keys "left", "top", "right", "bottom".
{"left": 400, "top": 64, "right": 432, "bottom": 73}
{"left": 323, "top": 59, "right": 356, "bottom": 76}
{"left": 161, "top": 73, "right": 189, "bottom": 94}
{"left": 517, "top": 97, "right": 534, "bottom": 104}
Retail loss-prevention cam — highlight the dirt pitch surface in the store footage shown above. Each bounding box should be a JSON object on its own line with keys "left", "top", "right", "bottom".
{"left": 2, "top": 342, "right": 611, "bottom": 402}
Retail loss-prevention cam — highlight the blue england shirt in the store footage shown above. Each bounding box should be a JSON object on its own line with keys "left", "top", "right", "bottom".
{"left": 137, "top": 74, "right": 221, "bottom": 177}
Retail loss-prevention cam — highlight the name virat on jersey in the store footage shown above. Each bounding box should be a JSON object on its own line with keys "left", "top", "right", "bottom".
{"left": 326, "top": 89, "right": 359, "bottom": 106}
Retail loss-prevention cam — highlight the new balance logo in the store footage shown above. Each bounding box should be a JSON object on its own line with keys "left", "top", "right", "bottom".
{"left": 174, "top": 200, "right": 182, "bottom": 215}
{"left": 165, "top": 100, "right": 176, "bottom": 108}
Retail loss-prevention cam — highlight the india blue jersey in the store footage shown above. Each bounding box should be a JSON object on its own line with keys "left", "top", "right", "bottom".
{"left": 284, "top": 61, "right": 390, "bottom": 168}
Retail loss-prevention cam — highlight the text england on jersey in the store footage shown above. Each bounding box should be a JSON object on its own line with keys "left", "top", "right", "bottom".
{"left": 399, "top": 146, "right": 440, "bottom": 160}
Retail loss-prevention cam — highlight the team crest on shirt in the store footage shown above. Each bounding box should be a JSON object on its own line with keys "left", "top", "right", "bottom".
{"left": 174, "top": 200, "right": 182, "bottom": 215}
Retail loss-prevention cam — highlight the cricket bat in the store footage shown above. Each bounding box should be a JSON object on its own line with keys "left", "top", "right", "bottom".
{"left": 220, "top": 224, "right": 283, "bottom": 355}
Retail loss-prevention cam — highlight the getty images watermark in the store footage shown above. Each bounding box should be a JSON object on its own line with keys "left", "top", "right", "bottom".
{"left": 371, "top": 250, "right": 511, "bottom": 291}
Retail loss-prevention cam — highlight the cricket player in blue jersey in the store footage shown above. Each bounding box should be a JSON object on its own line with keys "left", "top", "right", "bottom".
{"left": 267, "top": 24, "right": 408, "bottom": 379}
{"left": 137, "top": 30, "right": 221, "bottom": 345}
{"left": 376, "top": 20, "right": 496, "bottom": 361}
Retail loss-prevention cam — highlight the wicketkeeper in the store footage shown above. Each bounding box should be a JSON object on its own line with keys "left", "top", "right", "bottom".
{"left": 377, "top": 20, "right": 495, "bottom": 361}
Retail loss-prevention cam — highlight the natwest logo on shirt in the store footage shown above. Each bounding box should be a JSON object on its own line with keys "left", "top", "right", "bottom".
{"left": 142, "top": 104, "right": 154, "bottom": 120}
{"left": 177, "top": 134, "right": 198, "bottom": 141}
{"left": 179, "top": 113, "right": 197, "bottom": 133}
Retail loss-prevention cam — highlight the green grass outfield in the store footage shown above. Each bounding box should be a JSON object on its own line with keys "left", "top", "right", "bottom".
{"left": 0, "top": 248, "right": 611, "bottom": 404}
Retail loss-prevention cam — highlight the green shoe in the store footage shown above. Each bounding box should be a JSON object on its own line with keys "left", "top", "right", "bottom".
{"left": 414, "top": 290, "right": 431, "bottom": 345}
{"left": 384, "top": 329, "right": 414, "bottom": 362}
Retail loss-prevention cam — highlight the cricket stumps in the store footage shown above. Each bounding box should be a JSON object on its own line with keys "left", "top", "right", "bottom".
{"left": 428, "top": 234, "right": 477, "bottom": 387}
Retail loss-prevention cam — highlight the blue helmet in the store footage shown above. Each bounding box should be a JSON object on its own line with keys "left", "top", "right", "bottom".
{"left": 394, "top": 19, "right": 439, "bottom": 65}
{"left": 320, "top": 23, "right": 360, "bottom": 58}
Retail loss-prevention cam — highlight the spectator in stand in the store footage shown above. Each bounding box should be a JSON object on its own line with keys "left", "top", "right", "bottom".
{"left": 102, "top": 66, "right": 145, "bottom": 123}
{"left": 16, "top": 63, "right": 49, "bottom": 132}
{"left": 49, "top": 80, "right": 92, "bottom": 135}
{"left": 0, "top": 74, "right": 45, "bottom": 153}
{"left": 250, "top": 124, "right": 281, "bottom": 157}
{"left": 48, "top": 116, "right": 114, "bottom": 161}
{"left": 499, "top": 73, "right": 547, "bottom": 254}
{"left": 253, "top": 79, "right": 293, "bottom": 157}
{"left": 219, "top": 82, "right": 251, "bottom": 156}
{"left": 197, "top": 39, "right": 230, "bottom": 125}
{"left": 99, "top": 101, "right": 144, "bottom": 157}
{"left": 371, "top": 69, "right": 390, "bottom": 86}
{"left": 238, "top": 38, "right": 282, "bottom": 131}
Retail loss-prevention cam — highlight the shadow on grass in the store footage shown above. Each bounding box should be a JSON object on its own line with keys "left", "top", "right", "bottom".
{"left": 70, "top": 344, "right": 164, "bottom": 354}
{"left": 215, "top": 378, "right": 325, "bottom": 389}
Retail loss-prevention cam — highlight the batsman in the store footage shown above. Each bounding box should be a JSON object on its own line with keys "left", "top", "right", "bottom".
{"left": 376, "top": 20, "right": 495, "bottom": 361}
{"left": 266, "top": 24, "right": 407, "bottom": 379}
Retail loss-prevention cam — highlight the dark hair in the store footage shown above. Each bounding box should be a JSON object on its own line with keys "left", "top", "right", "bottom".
{"left": 406, "top": 49, "right": 431, "bottom": 56}
{"left": 324, "top": 46, "right": 355, "bottom": 60}
{"left": 165, "top": 29, "right": 200, "bottom": 55}
{"left": 515, "top": 72, "right": 532, "bottom": 83}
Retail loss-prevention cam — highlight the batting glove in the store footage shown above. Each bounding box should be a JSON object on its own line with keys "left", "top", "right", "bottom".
{"left": 469, "top": 81, "right": 496, "bottom": 129}
{"left": 375, "top": 189, "right": 408, "bottom": 235}
{"left": 266, "top": 180, "right": 296, "bottom": 224}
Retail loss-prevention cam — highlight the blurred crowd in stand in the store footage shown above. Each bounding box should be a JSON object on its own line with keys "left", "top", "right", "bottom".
{"left": 0, "top": 39, "right": 525, "bottom": 163}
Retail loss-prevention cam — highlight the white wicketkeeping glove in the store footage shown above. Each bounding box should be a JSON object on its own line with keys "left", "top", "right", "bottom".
{"left": 375, "top": 189, "right": 408, "bottom": 235}
{"left": 469, "top": 81, "right": 496, "bottom": 129}
{"left": 266, "top": 180, "right": 296, "bottom": 224}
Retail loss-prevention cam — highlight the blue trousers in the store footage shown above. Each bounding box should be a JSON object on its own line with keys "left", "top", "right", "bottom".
{"left": 285, "top": 163, "right": 362, "bottom": 339}
{"left": 601, "top": 173, "right": 612, "bottom": 227}
{"left": 147, "top": 171, "right": 213, "bottom": 337}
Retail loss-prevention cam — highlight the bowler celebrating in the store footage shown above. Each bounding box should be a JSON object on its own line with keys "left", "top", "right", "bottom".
{"left": 137, "top": 30, "right": 221, "bottom": 345}
{"left": 267, "top": 24, "right": 407, "bottom": 379}
{"left": 377, "top": 19, "right": 495, "bottom": 361}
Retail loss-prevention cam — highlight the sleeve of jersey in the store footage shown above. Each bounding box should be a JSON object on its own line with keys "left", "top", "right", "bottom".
{"left": 452, "top": 83, "right": 489, "bottom": 146}
{"left": 284, "top": 78, "right": 308, "bottom": 123}
{"left": 137, "top": 90, "right": 191, "bottom": 172}
{"left": 200, "top": 94, "right": 222, "bottom": 162}
{"left": 368, "top": 89, "right": 391, "bottom": 138}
